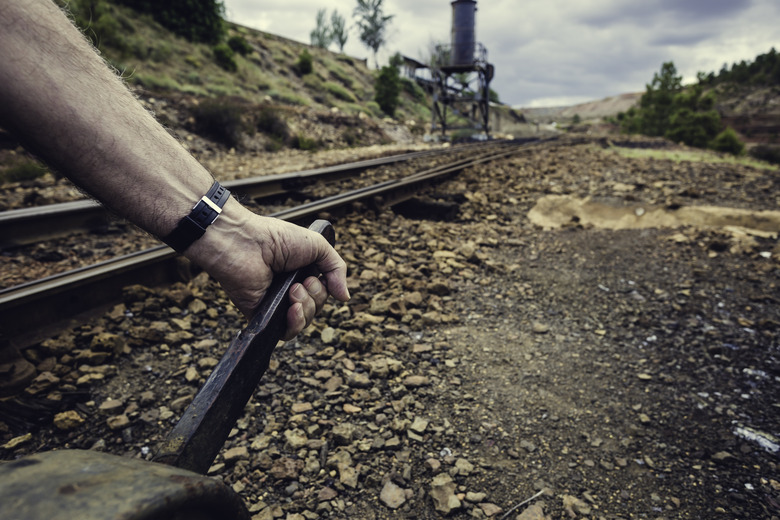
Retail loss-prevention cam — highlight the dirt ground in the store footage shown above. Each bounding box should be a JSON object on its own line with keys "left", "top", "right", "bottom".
{"left": 2, "top": 137, "right": 779, "bottom": 519}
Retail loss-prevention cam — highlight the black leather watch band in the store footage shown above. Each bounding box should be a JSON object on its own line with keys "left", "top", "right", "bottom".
{"left": 164, "top": 181, "right": 231, "bottom": 253}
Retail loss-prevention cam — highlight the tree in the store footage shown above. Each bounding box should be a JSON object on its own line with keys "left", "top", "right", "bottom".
{"left": 310, "top": 8, "right": 331, "bottom": 49}
{"left": 375, "top": 53, "right": 402, "bottom": 116}
{"left": 116, "top": 0, "right": 226, "bottom": 44}
{"left": 353, "top": 0, "right": 393, "bottom": 68}
{"left": 330, "top": 10, "right": 348, "bottom": 52}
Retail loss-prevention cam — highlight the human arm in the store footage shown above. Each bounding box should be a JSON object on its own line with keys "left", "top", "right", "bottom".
{"left": 0, "top": 0, "right": 349, "bottom": 337}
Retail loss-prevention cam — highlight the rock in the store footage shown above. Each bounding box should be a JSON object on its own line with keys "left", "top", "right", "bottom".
{"left": 90, "top": 332, "right": 124, "bottom": 354}
{"left": 3, "top": 433, "right": 32, "bottom": 449}
{"left": 348, "top": 372, "right": 371, "bottom": 387}
{"left": 284, "top": 429, "right": 308, "bottom": 450}
{"left": 223, "top": 446, "right": 249, "bottom": 463}
{"left": 107, "top": 415, "right": 130, "bottom": 430}
{"left": 427, "top": 281, "right": 451, "bottom": 296}
{"left": 402, "top": 375, "right": 430, "bottom": 388}
{"left": 465, "top": 492, "right": 487, "bottom": 503}
{"left": 332, "top": 422, "right": 356, "bottom": 445}
{"left": 425, "top": 458, "right": 442, "bottom": 473}
{"left": 562, "top": 495, "right": 591, "bottom": 517}
{"left": 516, "top": 503, "right": 549, "bottom": 520}
{"left": 185, "top": 366, "right": 199, "bottom": 382}
{"left": 532, "top": 322, "right": 550, "bottom": 334}
{"left": 343, "top": 403, "right": 362, "bottom": 413}
{"left": 170, "top": 394, "right": 193, "bottom": 411}
{"left": 292, "top": 402, "right": 313, "bottom": 413}
{"left": 320, "top": 327, "right": 339, "bottom": 344}
{"left": 53, "top": 410, "right": 84, "bottom": 430}
{"left": 479, "top": 503, "right": 503, "bottom": 517}
{"left": 318, "top": 487, "right": 338, "bottom": 501}
{"left": 269, "top": 457, "right": 303, "bottom": 480}
{"left": 454, "top": 458, "right": 474, "bottom": 475}
{"left": 430, "top": 473, "right": 461, "bottom": 514}
{"left": 98, "top": 399, "right": 124, "bottom": 414}
{"left": 338, "top": 462, "right": 358, "bottom": 488}
{"left": 380, "top": 480, "right": 407, "bottom": 509}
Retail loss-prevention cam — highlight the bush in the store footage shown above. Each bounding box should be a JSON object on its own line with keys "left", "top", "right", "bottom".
{"left": 749, "top": 144, "right": 780, "bottom": 164}
{"left": 290, "top": 134, "right": 320, "bottom": 151}
{"left": 710, "top": 127, "right": 745, "bottom": 155}
{"left": 227, "top": 35, "right": 253, "bottom": 56}
{"left": 114, "top": 0, "right": 226, "bottom": 44}
{"left": 213, "top": 43, "right": 237, "bottom": 72}
{"left": 296, "top": 50, "right": 313, "bottom": 75}
{"left": 192, "top": 97, "right": 249, "bottom": 148}
{"left": 256, "top": 107, "right": 290, "bottom": 143}
{"left": 375, "top": 64, "right": 401, "bottom": 117}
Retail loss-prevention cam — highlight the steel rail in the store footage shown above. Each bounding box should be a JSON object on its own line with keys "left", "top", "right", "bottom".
{"left": 0, "top": 142, "right": 498, "bottom": 249}
{"left": 0, "top": 139, "right": 539, "bottom": 346}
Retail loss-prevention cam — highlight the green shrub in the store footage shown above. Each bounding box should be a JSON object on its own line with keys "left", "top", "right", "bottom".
{"left": 213, "top": 43, "right": 237, "bottom": 72}
{"left": 256, "top": 107, "right": 290, "bottom": 143}
{"left": 375, "top": 64, "right": 401, "bottom": 117}
{"left": 114, "top": 0, "right": 226, "bottom": 44}
{"left": 710, "top": 127, "right": 745, "bottom": 155}
{"left": 290, "top": 134, "right": 320, "bottom": 151}
{"left": 227, "top": 35, "right": 253, "bottom": 56}
{"left": 749, "top": 144, "right": 780, "bottom": 164}
{"left": 150, "top": 42, "right": 173, "bottom": 63}
{"left": 296, "top": 49, "right": 313, "bottom": 75}
{"left": 192, "top": 97, "right": 249, "bottom": 148}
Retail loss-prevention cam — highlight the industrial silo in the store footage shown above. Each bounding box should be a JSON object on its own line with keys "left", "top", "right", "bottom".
{"left": 450, "top": 0, "right": 477, "bottom": 67}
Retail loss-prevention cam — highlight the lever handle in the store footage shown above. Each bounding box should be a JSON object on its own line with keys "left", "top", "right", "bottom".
{"left": 154, "top": 219, "right": 335, "bottom": 473}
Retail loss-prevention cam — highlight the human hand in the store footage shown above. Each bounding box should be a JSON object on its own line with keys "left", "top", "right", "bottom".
{"left": 186, "top": 200, "right": 349, "bottom": 339}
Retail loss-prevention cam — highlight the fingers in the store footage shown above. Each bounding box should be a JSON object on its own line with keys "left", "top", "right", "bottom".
{"left": 282, "top": 276, "right": 329, "bottom": 341}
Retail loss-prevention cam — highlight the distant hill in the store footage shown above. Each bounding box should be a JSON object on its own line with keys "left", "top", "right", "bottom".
{"left": 516, "top": 93, "right": 642, "bottom": 123}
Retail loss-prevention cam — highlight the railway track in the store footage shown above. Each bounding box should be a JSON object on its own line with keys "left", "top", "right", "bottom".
{"left": 0, "top": 141, "right": 498, "bottom": 249}
{"left": 0, "top": 138, "right": 544, "bottom": 347}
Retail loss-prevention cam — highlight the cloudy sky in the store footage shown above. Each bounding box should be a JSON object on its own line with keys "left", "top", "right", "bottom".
{"left": 222, "top": 0, "right": 779, "bottom": 108}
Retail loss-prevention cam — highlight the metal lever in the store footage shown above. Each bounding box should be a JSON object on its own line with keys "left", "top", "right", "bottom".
{"left": 154, "top": 219, "right": 335, "bottom": 474}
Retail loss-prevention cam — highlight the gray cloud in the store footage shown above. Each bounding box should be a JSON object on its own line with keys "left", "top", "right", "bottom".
{"left": 223, "top": 0, "right": 779, "bottom": 107}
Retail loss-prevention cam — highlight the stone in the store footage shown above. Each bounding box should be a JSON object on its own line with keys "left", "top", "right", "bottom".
{"left": 562, "top": 495, "right": 591, "bottom": 517}
{"left": 3, "top": 433, "right": 32, "bottom": 449}
{"left": 403, "top": 375, "right": 430, "bottom": 388}
{"left": 284, "top": 429, "right": 308, "bottom": 450}
{"left": 90, "top": 332, "right": 124, "bottom": 354}
{"left": 465, "top": 492, "right": 487, "bottom": 503}
{"left": 185, "top": 366, "right": 199, "bottom": 382}
{"left": 107, "top": 415, "right": 130, "bottom": 430}
{"left": 338, "top": 463, "right": 358, "bottom": 488}
{"left": 425, "top": 458, "right": 441, "bottom": 472}
{"left": 223, "top": 446, "right": 249, "bottom": 462}
{"left": 332, "top": 422, "right": 356, "bottom": 445}
{"left": 430, "top": 473, "right": 461, "bottom": 514}
{"left": 409, "top": 417, "right": 429, "bottom": 434}
{"left": 516, "top": 503, "right": 548, "bottom": 520}
{"left": 479, "top": 503, "right": 503, "bottom": 517}
{"left": 320, "top": 327, "right": 339, "bottom": 344}
{"left": 318, "top": 487, "right": 338, "bottom": 501}
{"left": 269, "top": 457, "right": 303, "bottom": 480}
{"left": 292, "top": 402, "right": 313, "bottom": 413}
{"left": 98, "top": 399, "right": 124, "bottom": 414}
{"left": 343, "top": 403, "right": 362, "bottom": 413}
{"left": 532, "top": 322, "right": 550, "bottom": 334}
{"left": 380, "top": 480, "right": 407, "bottom": 509}
{"left": 53, "top": 410, "right": 84, "bottom": 430}
{"left": 348, "top": 372, "right": 371, "bottom": 388}
{"left": 455, "top": 458, "right": 474, "bottom": 475}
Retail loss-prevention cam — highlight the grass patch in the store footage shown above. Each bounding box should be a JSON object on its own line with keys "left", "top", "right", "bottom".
{"left": 608, "top": 146, "right": 778, "bottom": 171}
{"left": 323, "top": 81, "right": 356, "bottom": 102}
{"left": 0, "top": 159, "right": 48, "bottom": 183}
